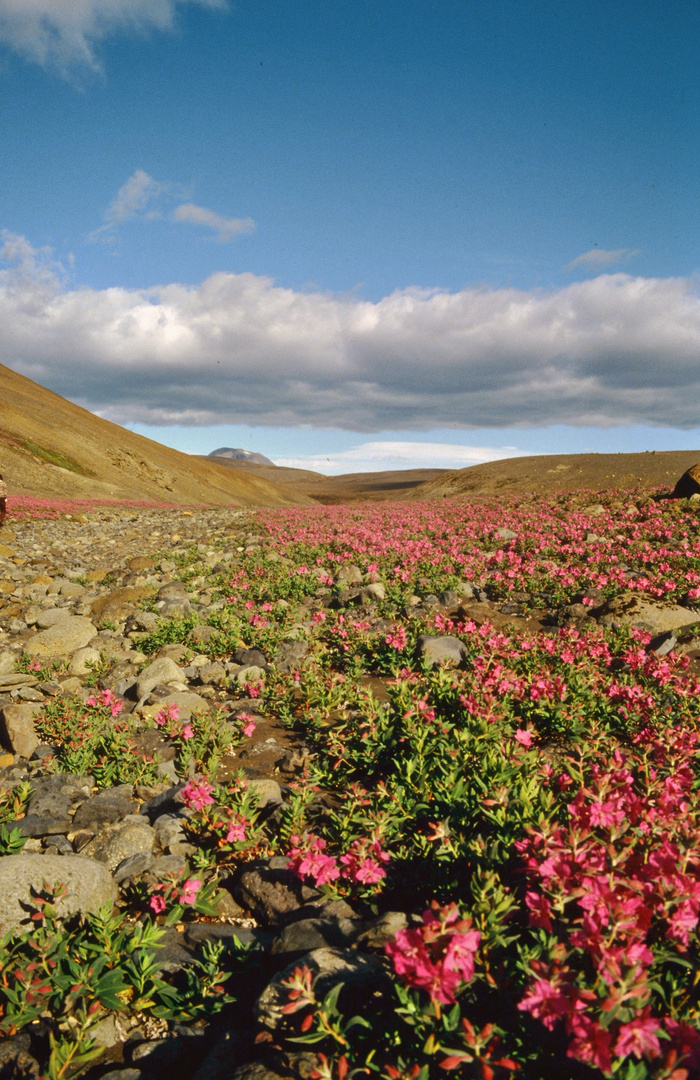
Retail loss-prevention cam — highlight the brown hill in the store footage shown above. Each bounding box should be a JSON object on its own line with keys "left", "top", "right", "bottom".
{"left": 198, "top": 457, "right": 448, "bottom": 502}
{"left": 0, "top": 364, "right": 311, "bottom": 507}
{"left": 408, "top": 451, "right": 700, "bottom": 499}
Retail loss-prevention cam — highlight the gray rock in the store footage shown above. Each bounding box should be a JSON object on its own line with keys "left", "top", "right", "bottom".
{"left": 81, "top": 821, "right": 156, "bottom": 871}
{"left": 229, "top": 858, "right": 317, "bottom": 927}
{"left": 355, "top": 911, "right": 409, "bottom": 949}
{"left": 0, "top": 702, "right": 42, "bottom": 758}
{"left": 35, "top": 607, "right": 71, "bottom": 629}
{"left": 7, "top": 813, "right": 71, "bottom": 837}
{"left": 136, "top": 656, "right": 184, "bottom": 699}
{"left": 270, "top": 917, "right": 362, "bottom": 958}
{"left": 335, "top": 564, "right": 364, "bottom": 585}
{"left": 255, "top": 947, "right": 389, "bottom": 1030}
{"left": 273, "top": 640, "right": 309, "bottom": 672}
{"left": 495, "top": 527, "right": 517, "bottom": 540}
{"left": 113, "top": 852, "right": 155, "bottom": 884}
{"left": 69, "top": 646, "right": 103, "bottom": 676}
{"left": 232, "top": 647, "right": 268, "bottom": 669}
{"left": 0, "top": 854, "right": 118, "bottom": 933}
{"left": 24, "top": 616, "right": 97, "bottom": 659}
{"left": 416, "top": 634, "right": 468, "bottom": 667}
{"left": 184, "top": 922, "right": 261, "bottom": 950}
{"left": 153, "top": 813, "right": 188, "bottom": 849}
{"left": 594, "top": 592, "right": 700, "bottom": 634}
{"left": 0, "top": 673, "right": 39, "bottom": 691}
{"left": 71, "top": 784, "right": 137, "bottom": 830}
{"left": 248, "top": 779, "right": 283, "bottom": 808}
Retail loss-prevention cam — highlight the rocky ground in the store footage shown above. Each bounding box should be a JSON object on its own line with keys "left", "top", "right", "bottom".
{"left": 2, "top": 502, "right": 700, "bottom": 1080}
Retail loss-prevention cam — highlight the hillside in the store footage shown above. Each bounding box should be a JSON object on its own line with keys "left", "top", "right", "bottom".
{"left": 407, "top": 450, "right": 700, "bottom": 498}
{"left": 200, "top": 457, "right": 449, "bottom": 502}
{"left": 0, "top": 364, "right": 312, "bottom": 507}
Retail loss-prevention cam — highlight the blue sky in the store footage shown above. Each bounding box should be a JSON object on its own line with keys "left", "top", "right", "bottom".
{"left": 1, "top": 0, "right": 700, "bottom": 473}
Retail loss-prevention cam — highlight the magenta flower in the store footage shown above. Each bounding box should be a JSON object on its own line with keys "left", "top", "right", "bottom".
{"left": 287, "top": 833, "right": 341, "bottom": 887}
{"left": 514, "top": 728, "right": 533, "bottom": 749}
{"left": 226, "top": 816, "right": 248, "bottom": 843}
{"left": 149, "top": 894, "right": 166, "bottom": 915}
{"left": 614, "top": 1014, "right": 663, "bottom": 1061}
{"left": 181, "top": 723, "right": 195, "bottom": 740}
{"left": 180, "top": 779, "right": 215, "bottom": 811}
{"left": 179, "top": 878, "right": 202, "bottom": 905}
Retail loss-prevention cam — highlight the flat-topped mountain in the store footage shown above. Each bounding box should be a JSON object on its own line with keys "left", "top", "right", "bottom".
{"left": 208, "top": 447, "right": 275, "bottom": 465}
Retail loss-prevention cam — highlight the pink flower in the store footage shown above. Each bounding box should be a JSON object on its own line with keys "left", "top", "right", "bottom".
{"left": 226, "top": 816, "right": 248, "bottom": 843}
{"left": 614, "top": 1014, "right": 663, "bottom": 1061}
{"left": 517, "top": 979, "right": 572, "bottom": 1031}
{"left": 514, "top": 728, "right": 533, "bottom": 749}
{"left": 287, "top": 833, "right": 341, "bottom": 887}
{"left": 180, "top": 779, "right": 215, "bottom": 811}
{"left": 243, "top": 720, "right": 256, "bottom": 737}
{"left": 149, "top": 894, "right": 166, "bottom": 914}
{"left": 339, "top": 838, "right": 391, "bottom": 885}
{"left": 179, "top": 878, "right": 202, "bottom": 905}
{"left": 181, "top": 723, "right": 195, "bottom": 740}
{"left": 566, "top": 1016, "right": 612, "bottom": 1074}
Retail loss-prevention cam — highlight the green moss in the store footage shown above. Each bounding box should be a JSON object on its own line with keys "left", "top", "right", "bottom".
{"left": 16, "top": 438, "right": 95, "bottom": 477}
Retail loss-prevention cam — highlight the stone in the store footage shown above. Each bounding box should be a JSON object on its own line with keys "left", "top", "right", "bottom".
{"left": 69, "top": 646, "right": 103, "bottom": 676}
{"left": 136, "top": 656, "right": 185, "bottom": 699}
{"left": 34, "top": 607, "right": 71, "bottom": 629}
{"left": 270, "top": 916, "right": 362, "bottom": 959}
{"left": 232, "top": 647, "right": 268, "bottom": 669}
{"left": 80, "top": 821, "right": 156, "bottom": 871}
{"left": 228, "top": 858, "right": 317, "bottom": 927}
{"left": 89, "top": 587, "right": 154, "bottom": 628}
{"left": 416, "top": 634, "right": 468, "bottom": 667}
{"left": 495, "top": 527, "right": 516, "bottom": 540}
{"left": 139, "top": 692, "right": 210, "bottom": 720}
{"left": 673, "top": 463, "right": 700, "bottom": 499}
{"left": 594, "top": 593, "right": 700, "bottom": 634}
{"left": 0, "top": 854, "right": 118, "bottom": 933}
{"left": 24, "top": 616, "right": 97, "bottom": 659}
{"left": 7, "top": 813, "right": 72, "bottom": 837}
{"left": 255, "top": 947, "right": 389, "bottom": 1030}
{"left": 0, "top": 673, "right": 39, "bottom": 691}
{"left": 71, "top": 784, "right": 138, "bottom": 830}
{"left": 354, "top": 910, "right": 409, "bottom": 949}
{"left": 335, "top": 564, "right": 364, "bottom": 585}
{"left": 0, "top": 702, "right": 42, "bottom": 758}
{"left": 273, "top": 640, "right": 309, "bottom": 672}
{"left": 113, "top": 852, "right": 155, "bottom": 884}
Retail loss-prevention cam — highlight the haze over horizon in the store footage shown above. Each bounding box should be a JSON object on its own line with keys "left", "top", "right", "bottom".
{"left": 1, "top": 1, "right": 699, "bottom": 475}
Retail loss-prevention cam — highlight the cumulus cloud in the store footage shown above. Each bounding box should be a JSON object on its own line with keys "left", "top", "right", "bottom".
{"left": 173, "top": 203, "right": 255, "bottom": 242}
{"left": 3, "top": 231, "right": 700, "bottom": 432}
{"left": 566, "top": 247, "right": 641, "bottom": 270}
{"left": 276, "top": 441, "right": 523, "bottom": 475}
{"left": 0, "top": 0, "right": 225, "bottom": 78}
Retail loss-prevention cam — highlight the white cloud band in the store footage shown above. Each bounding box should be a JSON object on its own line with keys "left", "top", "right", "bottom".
{"left": 2, "top": 231, "right": 700, "bottom": 432}
{"left": 0, "top": 0, "right": 225, "bottom": 76}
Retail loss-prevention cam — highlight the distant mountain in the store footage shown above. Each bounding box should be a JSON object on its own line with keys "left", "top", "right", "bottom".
{"left": 208, "top": 447, "right": 275, "bottom": 466}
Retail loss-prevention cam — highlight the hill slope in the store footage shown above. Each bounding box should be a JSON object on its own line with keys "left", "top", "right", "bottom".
{"left": 0, "top": 364, "right": 311, "bottom": 507}
{"left": 408, "top": 450, "right": 700, "bottom": 498}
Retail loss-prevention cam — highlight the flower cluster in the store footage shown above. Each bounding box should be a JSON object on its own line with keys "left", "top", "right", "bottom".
{"left": 385, "top": 902, "right": 481, "bottom": 1007}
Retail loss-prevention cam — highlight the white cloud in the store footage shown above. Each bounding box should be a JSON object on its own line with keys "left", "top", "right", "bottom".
{"left": 4, "top": 232, "right": 700, "bottom": 433}
{"left": 276, "top": 441, "right": 523, "bottom": 475}
{"left": 0, "top": 0, "right": 225, "bottom": 78}
{"left": 173, "top": 203, "right": 255, "bottom": 242}
{"left": 566, "top": 247, "right": 641, "bottom": 270}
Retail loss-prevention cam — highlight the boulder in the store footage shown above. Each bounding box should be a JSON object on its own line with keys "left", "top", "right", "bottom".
{"left": 0, "top": 854, "right": 118, "bottom": 933}
{"left": 594, "top": 592, "right": 700, "bottom": 634}
{"left": 24, "top": 616, "right": 97, "bottom": 659}
{"left": 136, "top": 656, "right": 184, "bottom": 699}
{"left": 673, "top": 463, "right": 700, "bottom": 498}
{"left": 416, "top": 634, "right": 468, "bottom": 667}
{"left": 0, "top": 702, "right": 42, "bottom": 758}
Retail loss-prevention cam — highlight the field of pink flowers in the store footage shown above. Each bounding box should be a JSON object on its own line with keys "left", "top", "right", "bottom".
{"left": 3, "top": 488, "right": 700, "bottom": 1079}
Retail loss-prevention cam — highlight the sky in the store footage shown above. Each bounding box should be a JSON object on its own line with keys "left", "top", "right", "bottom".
{"left": 1, "top": 0, "right": 700, "bottom": 474}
